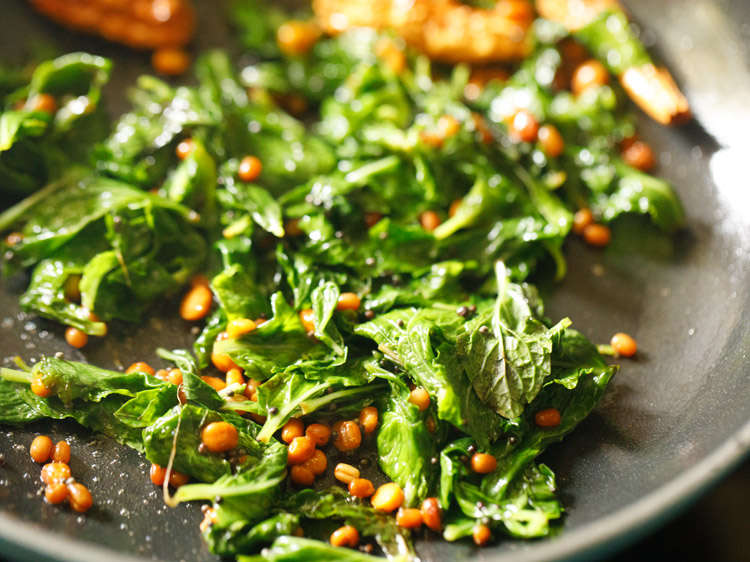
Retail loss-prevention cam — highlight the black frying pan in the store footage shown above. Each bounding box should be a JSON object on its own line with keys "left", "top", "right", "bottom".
{"left": 1, "top": 1, "right": 749, "bottom": 561}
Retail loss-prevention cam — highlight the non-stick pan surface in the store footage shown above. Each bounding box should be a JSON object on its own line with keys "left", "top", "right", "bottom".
{"left": 1, "top": 1, "right": 749, "bottom": 561}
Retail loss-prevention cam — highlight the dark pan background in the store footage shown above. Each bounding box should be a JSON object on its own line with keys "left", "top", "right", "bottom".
{"left": 1, "top": 1, "right": 749, "bottom": 561}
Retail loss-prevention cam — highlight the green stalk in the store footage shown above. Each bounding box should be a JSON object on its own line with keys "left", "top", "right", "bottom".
{"left": 300, "top": 382, "right": 387, "bottom": 414}
{"left": 256, "top": 381, "right": 330, "bottom": 442}
{"left": 344, "top": 155, "right": 400, "bottom": 185}
{"left": 0, "top": 367, "right": 32, "bottom": 384}
{"left": 172, "top": 473, "right": 284, "bottom": 504}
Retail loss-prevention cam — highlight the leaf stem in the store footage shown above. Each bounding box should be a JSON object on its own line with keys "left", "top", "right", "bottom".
{"left": 0, "top": 367, "right": 32, "bottom": 384}
{"left": 344, "top": 155, "right": 400, "bottom": 185}
{"left": 300, "top": 382, "right": 387, "bottom": 414}
{"left": 221, "top": 400, "right": 260, "bottom": 413}
{"left": 377, "top": 344, "right": 402, "bottom": 365}
{"left": 162, "top": 405, "right": 184, "bottom": 509}
{"left": 172, "top": 474, "right": 284, "bottom": 504}
{"left": 256, "top": 381, "right": 329, "bottom": 442}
